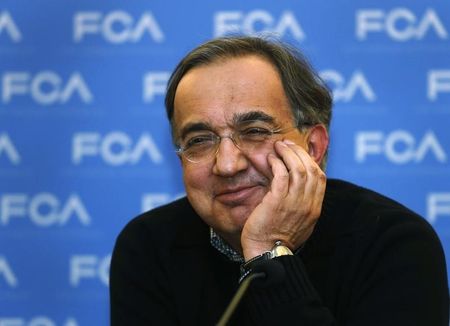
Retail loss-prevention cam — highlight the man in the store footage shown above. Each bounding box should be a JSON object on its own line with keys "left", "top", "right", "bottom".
{"left": 110, "top": 36, "right": 449, "bottom": 325}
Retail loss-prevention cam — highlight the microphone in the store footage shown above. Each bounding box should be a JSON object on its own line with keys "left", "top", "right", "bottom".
{"left": 216, "top": 259, "right": 285, "bottom": 326}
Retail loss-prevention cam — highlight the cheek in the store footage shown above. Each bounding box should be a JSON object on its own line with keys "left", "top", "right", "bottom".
{"left": 182, "top": 162, "right": 212, "bottom": 194}
{"left": 247, "top": 150, "right": 274, "bottom": 180}
{"left": 182, "top": 163, "right": 216, "bottom": 223}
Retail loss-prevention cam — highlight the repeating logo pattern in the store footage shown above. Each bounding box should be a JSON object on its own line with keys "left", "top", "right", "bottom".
{"left": 1, "top": 2, "right": 449, "bottom": 325}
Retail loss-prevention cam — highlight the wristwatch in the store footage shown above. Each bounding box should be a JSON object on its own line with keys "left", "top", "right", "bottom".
{"left": 239, "top": 241, "right": 293, "bottom": 283}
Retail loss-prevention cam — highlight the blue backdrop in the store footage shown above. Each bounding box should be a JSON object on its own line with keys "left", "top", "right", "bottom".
{"left": 1, "top": 1, "right": 449, "bottom": 325}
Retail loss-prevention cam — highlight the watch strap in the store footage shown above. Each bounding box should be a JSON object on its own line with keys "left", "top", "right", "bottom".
{"left": 239, "top": 241, "right": 293, "bottom": 283}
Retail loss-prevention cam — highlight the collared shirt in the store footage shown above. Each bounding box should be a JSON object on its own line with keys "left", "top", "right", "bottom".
{"left": 210, "top": 228, "right": 244, "bottom": 263}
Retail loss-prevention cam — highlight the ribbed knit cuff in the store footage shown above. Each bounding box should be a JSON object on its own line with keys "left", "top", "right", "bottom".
{"left": 243, "top": 255, "right": 321, "bottom": 323}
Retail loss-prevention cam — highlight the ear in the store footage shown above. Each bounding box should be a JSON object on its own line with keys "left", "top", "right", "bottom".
{"left": 306, "top": 124, "right": 329, "bottom": 166}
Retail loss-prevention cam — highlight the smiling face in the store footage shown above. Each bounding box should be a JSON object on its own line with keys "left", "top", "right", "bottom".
{"left": 173, "top": 55, "right": 308, "bottom": 249}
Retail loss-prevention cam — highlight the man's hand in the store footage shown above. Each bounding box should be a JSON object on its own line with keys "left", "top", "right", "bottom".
{"left": 241, "top": 139, "right": 326, "bottom": 261}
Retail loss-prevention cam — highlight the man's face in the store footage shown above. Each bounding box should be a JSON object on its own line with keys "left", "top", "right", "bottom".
{"left": 173, "top": 55, "right": 308, "bottom": 247}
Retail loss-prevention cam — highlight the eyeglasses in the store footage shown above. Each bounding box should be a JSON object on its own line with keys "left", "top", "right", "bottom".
{"left": 175, "top": 120, "right": 298, "bottom": 163}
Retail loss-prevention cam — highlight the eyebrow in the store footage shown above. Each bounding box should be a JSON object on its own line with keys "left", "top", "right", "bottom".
{"left": 232, "top": 111, "right": 275, "bottom": 125}
{"left": 178, "top": 110, "right": 277, "bottom": 140}
{"left": 178, "top": 122, "right": 213, "bottom": 141}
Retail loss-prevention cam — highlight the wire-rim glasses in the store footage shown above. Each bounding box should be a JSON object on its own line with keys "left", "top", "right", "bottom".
{"left": 175, "top": 120, "right": 298, "bottom": 163}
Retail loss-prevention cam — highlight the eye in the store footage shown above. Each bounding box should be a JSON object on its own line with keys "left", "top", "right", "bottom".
{"left": 248, "top": 127, "right": 271, "bottom": 134}
{"left": 240, "top": 127, "right": 272, "bottom": 137}
{"left": 184, "top": 134, "right": 216, "bottom": 149}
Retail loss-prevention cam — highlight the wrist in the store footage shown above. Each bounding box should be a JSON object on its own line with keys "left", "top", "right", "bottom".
{"left": 243, "top": 244, "right": 272, "bottom": 262}
{"left": 239, "top": 241, "right": 293, "bottom": 283}
{"left": 242, "top": 238, "right": 294, "bottom": 261}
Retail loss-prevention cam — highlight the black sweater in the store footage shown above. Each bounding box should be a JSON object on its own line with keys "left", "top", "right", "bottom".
{"left": 110, "top": 179, "right": 449, "bottom": 325}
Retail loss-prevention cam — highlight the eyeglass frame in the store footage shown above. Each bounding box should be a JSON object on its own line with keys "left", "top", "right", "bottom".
{"left": 175, "top": 120, "right": 310, "bottom": 163}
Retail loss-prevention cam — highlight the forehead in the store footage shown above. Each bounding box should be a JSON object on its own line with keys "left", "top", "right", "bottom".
{"left": 172, "top": 55, "right": 294, "bottom": 134}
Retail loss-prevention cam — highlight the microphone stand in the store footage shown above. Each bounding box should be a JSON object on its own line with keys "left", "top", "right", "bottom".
{"left": 216, "top": 272, "right": 265, "bottom": 326}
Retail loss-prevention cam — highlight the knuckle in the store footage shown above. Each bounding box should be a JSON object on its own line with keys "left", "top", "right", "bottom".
{"left": 313, "top": 207, "right": 322, "bottom": 219}
{"left": 295, "top": 165, "right": 307, "bottom": 178}
{"left": 307, "top": 164, "right": 319, "bottom": 176}
{"left": 304, "top": 204, "right": 322, "bottom": 220}
{"left": 318, "top": 170, "right": 326, "bottom": 182}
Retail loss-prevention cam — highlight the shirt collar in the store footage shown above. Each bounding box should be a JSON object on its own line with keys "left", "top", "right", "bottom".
{"left": 210, "top": 228, "right": 244, "bottom": 263}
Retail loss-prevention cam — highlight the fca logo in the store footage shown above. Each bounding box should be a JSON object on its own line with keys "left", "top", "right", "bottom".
{"left": 72, "top": 132, "right": 163, "bottom": 165}
{"left": 0, "top": 11, "right": 22, "bottom": 42}
{"left": 0, "top": 256, "right": 17, "bottom": 288}
{"left": 74, "top": 11, "right": 164, "bottom": 43}
{"left": 1, "top": 72, "right": 93, "bottom": 105}
{"left": 214, "top": 10, "right": 305, "bottom": 42}
{"left": 0, "top": 133, "right": 20, "bottom": 165}
{"left": 355, "top": 130, "right": 447, "bottom": 164}
{"left": 319, "top": 70, "right": 376, "bottom": 102}
{"left": 356, "top": 8, "right": 448, "bottom": 41}
{"left": 428, "top": 70, "right": 450, "bottom": 101}
{"left": 0, "top": 193, "right": 91, "bottom": 226}
{"left": 70, "top": 255, "right": 110, "bottom": 287}
{"left": 0, "top": 317, "right": 78, "bottom": 326}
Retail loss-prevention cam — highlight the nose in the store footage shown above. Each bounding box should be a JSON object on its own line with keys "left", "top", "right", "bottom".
{"left": 212, "top": 137, "right": 248, "bottom": 177}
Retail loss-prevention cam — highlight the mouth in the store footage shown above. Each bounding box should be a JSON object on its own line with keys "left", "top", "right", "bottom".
{"left": 214, "top": 185, "right": 263, "bottom": 206}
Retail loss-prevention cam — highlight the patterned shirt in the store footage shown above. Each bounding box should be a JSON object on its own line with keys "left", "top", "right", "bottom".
{"left": 210, "top": 228, "right": 244, "bottom": 263}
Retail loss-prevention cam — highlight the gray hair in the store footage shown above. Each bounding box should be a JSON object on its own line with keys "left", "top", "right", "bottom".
{"left": 165, "top": 36, "right": 332, "bottom": 132}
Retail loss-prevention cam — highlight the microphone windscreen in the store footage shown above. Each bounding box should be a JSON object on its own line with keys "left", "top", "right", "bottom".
{"left": 251, "top": 259, "right": 285, "bottom": 288}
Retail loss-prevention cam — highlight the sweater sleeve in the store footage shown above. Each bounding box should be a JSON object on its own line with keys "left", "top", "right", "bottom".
{"left": 241, "top": 215, "right": 449, "bottom": 326}
{"left": 243, "top": 255, "right": 336, "bottom": 325}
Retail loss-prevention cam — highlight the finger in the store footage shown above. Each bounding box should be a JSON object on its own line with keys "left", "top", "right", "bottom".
{"left": 310, "top": 169, "right": 327, "bottom": 218}
{"left": 283, "top": 141, "right": 324, "bottom": 210}
{"left": 267, "top": 153, "right": 289, "bottom": 199}
{"left": 273, "top": 140, "right": 306, "bottom": 194}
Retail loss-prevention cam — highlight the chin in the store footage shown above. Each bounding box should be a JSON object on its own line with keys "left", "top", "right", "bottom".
{"left": 189, "top": 187, "right": 266, "bottom": 235}
{"left": 220, "top": 187, "right": 266, "bottom": 223}
{"left": 216, "top": 201, "right": 258, "bottom": 231}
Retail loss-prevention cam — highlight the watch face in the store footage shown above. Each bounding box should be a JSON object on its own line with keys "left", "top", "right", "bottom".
{"left": 272, "top": 245, "right": 293, "bottom": 257}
